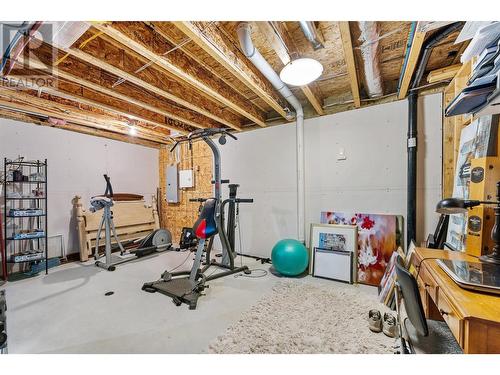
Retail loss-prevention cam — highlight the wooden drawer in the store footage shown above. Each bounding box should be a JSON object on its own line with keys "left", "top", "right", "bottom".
{"left": 419, "top": 265, "right": 439, "bottom": 302}
{"left": 417, "top": 277, "right": 429, "bottom": 313}
{"left": 437, "top": 288, "right": 463, "bottom": 345}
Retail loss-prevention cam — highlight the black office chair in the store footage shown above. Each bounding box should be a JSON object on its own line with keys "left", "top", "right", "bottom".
{"left": 0, "top": 290, "right": 7, "bottom": 354}
{"left": 394, "top": 255, "right": 462, "bottom": 354}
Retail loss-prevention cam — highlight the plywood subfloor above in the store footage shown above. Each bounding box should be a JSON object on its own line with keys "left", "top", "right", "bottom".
{"left": 0, "top": 21, "right": 468, "bottom": 144}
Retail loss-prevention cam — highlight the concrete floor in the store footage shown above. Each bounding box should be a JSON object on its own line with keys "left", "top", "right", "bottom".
{"left": 3, "top": 251, "right": 286, "bottom": 353}
{"left": 1, "top": 248, "right": 460, "bottom": 355}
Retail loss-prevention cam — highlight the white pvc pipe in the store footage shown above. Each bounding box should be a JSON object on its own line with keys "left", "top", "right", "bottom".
{"left": 237, "top": 22, "right": 306, "bottom": 243}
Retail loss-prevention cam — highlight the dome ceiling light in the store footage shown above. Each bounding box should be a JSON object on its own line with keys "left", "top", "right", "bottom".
{"left": 279, "top": 57, "right": 323, "bottom": 86}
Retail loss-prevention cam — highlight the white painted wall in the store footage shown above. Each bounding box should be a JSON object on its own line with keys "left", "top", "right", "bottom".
{"left": 0, "top": 94, "right": 442, "bottom": 259}
{"left": 0, "top": 118, "right": 159, "bottom": 255}
{"left": 218, "top": 124, "right": 298, "bottom": 258}
{"left": 220, "top": 93, "right": 443, "bottom": 258}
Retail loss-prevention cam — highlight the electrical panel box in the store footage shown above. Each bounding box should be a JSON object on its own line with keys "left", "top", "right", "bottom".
{"left": 166, "top": 164, "right": 179, "bottom": 203}
{"left": 179, "top": 169, "right": 194, "bottom": 188}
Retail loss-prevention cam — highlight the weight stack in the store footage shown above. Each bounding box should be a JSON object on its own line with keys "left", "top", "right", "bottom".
{"left": 466, "top": 157, "right": 500, "bottom": 257}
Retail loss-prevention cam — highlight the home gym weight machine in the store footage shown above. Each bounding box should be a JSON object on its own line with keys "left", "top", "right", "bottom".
{"left": 92, "top": 175, "right": 172, "bottom": 271}
{"left": 142, "top": 128, "right": 253, "bottom": 309}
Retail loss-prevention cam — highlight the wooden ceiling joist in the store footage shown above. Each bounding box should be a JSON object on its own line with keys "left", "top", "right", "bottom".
{"left": 0, "top": 21, "right": 468, "bottom": 146}
{"left": 0, "top": 94, "right": 167, "bottom": 144}
{"left": 427, "top": 63, "right": 462, "bottom": 83}
{"left": 26, "top": 42, "right": 219, "bottom": 131}
{"left": 301, "top": 86, "right": 325, "bottom": 115}
{"left": 173, "top": 21, "right": 288, "bottom": 119}
{"left": 397, "top": 23, "right": 426, "bottom": 99}
{"left": 256, "top": 22, "right": 291, "bottom": 66}
{"left": 146, "top": 22, "right": 270, "bottom": 114}
{"left": 256, "top": 21, "right": 325, "bottom": 115}
{"left": 0, "top": 108, "right": 161, "bottom": 148}
{"left": 66, "top": 47, "right": 243, "bottom": 131}
{"left": 0, "top": 90, "right": 168, "bottom": 143}
{"left": 93, "top": 22, "right": 267, "bottom": 127}
{"left": 0, "top": 88, "right": 168, "bottom": 144}
{"left": 10, "top": 61, "right": 188, "bottom": 134}
{"left": 7, "top": 74, "right": 181, "bottom": 136}
{"left": 338, "top": 22, "right": 361, "bottom": 108}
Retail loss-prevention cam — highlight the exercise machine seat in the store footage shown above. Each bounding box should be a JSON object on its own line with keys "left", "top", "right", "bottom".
{"left": 193, "top": 199, "right": 217, "bottom": 239}
{"left": 89, "top": 196, "right": 114, "bottom": 213}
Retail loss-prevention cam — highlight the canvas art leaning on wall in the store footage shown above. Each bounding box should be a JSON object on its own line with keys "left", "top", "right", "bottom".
{"left": 320, "top": 212, "right": 404, "bottom": 286}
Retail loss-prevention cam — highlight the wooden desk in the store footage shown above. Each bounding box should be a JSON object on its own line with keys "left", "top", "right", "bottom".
{"left": 414, "top": 248, "right": 500, "bottom": 353}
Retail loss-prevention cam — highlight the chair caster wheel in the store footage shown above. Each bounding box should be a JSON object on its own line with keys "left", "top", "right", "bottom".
{"left": 244, "top": 269, "right": 251, "bottom": 275}
{"left": 172, "top": 297, "right": 182, "bottom": 306}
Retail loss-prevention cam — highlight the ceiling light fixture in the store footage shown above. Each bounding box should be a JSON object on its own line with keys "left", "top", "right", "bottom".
{"left": 128, "top": 125, "right": 137, "bottom": 136}
{"left": 279, "top": 58, "right": 323, "bottom": 86}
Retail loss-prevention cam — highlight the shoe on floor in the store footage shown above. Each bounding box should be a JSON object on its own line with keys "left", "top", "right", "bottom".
{"left": 368, "top": 309, "right": 382, "bottom": 333}
{"left": 383, "top": 313, "right": 398, "bottom": 338}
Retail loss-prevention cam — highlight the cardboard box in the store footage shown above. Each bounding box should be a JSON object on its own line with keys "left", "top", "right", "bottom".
{"left": 469, "top": 157, "right": 500, "bottom": 201}
{"left": 465, "top": 205, "right": 495, "bottom": 257}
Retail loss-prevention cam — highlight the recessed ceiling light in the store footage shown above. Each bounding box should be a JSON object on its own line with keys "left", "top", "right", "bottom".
{"left": 128, "top": 125, "right": 137, "bottom": 136}
{"left": 279, "top": 58, "right": 323, "bottom": 86}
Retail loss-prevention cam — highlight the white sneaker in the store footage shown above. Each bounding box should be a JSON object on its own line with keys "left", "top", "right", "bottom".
{"left": 382, "top": 313, "right": 398, "bottom": 338}
{"left": 368, "top": 309, "right": 382, "bottom": 333}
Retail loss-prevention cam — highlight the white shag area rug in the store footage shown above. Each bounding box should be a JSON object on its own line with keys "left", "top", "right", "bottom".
{"left": 208, "top": 279, "right": 395, "bottom": 354}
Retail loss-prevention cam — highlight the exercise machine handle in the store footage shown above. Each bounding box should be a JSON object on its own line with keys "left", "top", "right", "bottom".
{"left": 169, "top": 128, "right": 237, "bottom": 152}
{"left": 222, "top": 198, "right": 253, "bottom": 206}
{"left": 170, "top": 140, "right": 181, "bottom": 152}
{"left": 103, "top": 174, "right": 113, "bottom": 198}
{"left": 235, "top": 198, "right": 253, "bottom": 203}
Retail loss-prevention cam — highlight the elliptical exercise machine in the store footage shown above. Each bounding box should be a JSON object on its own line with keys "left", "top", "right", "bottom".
{"left": 91, "top": 175, "right": 172, "bottom": 271}
{"left": 142, "top": 128, "right": 253, "bottom": 309}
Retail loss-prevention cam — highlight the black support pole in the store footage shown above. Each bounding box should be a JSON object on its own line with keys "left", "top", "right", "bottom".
{"left": 227, "top": 184, "right": 239, "bottom": 251}
{"left": 405, "top": 22, "right": 463, "bottom": 245}
{"left": 407, "top": 91, "right": 418, "bottom": 244}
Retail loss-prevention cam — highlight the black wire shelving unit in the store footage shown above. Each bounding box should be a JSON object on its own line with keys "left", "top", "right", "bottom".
{"left": 2, "top": 158, "right": 48, "bottom": 281}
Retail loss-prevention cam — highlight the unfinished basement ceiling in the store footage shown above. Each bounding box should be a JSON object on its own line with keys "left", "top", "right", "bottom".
{"left": 0, "top": 21, "right": 468, "bottom": 147}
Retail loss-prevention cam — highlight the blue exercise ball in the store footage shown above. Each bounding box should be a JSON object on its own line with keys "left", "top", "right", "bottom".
{"left": 271, "top": 239, "right": 309, "bottom": 276}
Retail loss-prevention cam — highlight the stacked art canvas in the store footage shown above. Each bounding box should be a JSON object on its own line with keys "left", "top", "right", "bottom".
{"left": 320, "top": 212, "right": 403, "bottom": 286}
{"left": 446, "top": 116, "right": 496, "bottom": 251}
{"left": 309, "top": 223, "right": 357, "bottom": 283}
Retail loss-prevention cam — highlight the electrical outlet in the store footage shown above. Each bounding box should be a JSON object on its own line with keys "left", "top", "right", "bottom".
{"left": 337, "top": 148, "right": 347, "bottom": 161}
